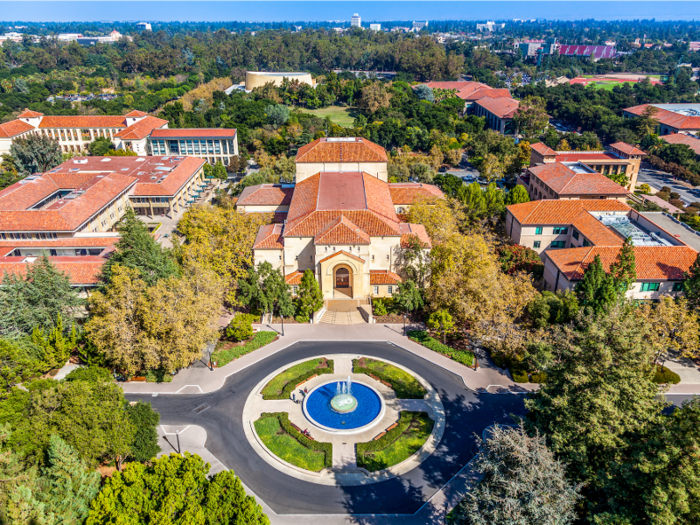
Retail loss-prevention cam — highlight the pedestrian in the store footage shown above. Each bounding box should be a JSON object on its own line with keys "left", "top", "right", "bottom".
{"left": 304, "top": 387, "right": 308, "bottom": 394}
{"left": 292, "top": 393, "right": 296, "bottom": 403}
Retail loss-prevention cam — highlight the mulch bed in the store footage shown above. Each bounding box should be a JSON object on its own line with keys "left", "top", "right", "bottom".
{"left": 373, "top": 312, "right": 424, "bottom": 324}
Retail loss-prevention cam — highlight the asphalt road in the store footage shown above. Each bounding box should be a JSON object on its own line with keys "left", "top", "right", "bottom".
{"left": 637, "top": 165, "right": 699, "bottom": 205}
{"left": 127, "top": 341, "right": 527, "bottom": 516}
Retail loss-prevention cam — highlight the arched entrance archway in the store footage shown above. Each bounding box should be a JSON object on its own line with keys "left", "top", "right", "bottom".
{"left": 333, "top": 265, "right": 353, "bottom": 298}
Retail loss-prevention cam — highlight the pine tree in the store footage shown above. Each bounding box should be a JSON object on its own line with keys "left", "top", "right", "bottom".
{"left": 505, "top": 185, "right": 530, "bottom": 205}
{"left": 10, "top": 134, "right": 63, "bottom": 175}
{"left": 125, "top": 402, "right": 161, "bottom": 462}
{"left": 101, "top": 207, "right": 180, "bottom": 286}
{"left": 40, "top": 435, "right": 100, "bottom": 525}
{"left": 610, "top": 236, "right": 636, "bottom": 293}
{"left": 295, "top": 269, "right": 323, "bottom": 322}
{"left": 576, "top": 255, "right": 618, "bottom": 315}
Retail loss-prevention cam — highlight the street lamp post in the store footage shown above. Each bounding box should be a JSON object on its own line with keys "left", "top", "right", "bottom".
{"left": 175, "top": 430, "right": 181, "bottom": 454}
{"left": 403, "top": 312, "right": 407, "bottom": 335}
{"left": 281, "top": 314, "right": 284, "bottom": 337}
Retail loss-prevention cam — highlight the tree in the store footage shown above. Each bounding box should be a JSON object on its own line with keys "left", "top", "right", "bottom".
{"left": 526, "top": 291, "right": 579, "bottom": 329}
{"left": 226, "top": 313, "right": 256, "bottom": 341}
{"left": 39, "top": 435, "right": 100, "bottom": 525}
{"left": 427, "top": 310, "right": 454, "bottom": 344}
{"left": 683, "top": 251, "right": 700, "bottom": 310}
{"left": 575, "top": 255, "right": 617, "bottom": 316}
{"left": 397, "top": 235, "right": 432, "bottom": 289}
{"left": 101, "top": 207, "right": 180, "bottom": 287}
{"left": 457, "top": 182, "right": 487, "bottom": 218}
{"left": 512, "top": 96, "right": 550, "bottom": 138}
{"left": 31, "top": 313, "right": 78, "bottom": 371}
{"left": 295, "top": 269, "right": 323, "bottom": 322}
{"left": 106, "top": 149, "right": 137, "bottom": 156}
{"left": 238, "top": 262, "right": 294, "bottom": 320}
{"left": 414, "top": 84, "right": 434, "bottom": 102}
{"left": 636, "top": 105, "right": 659, "bottom": 137}
{"left": 265, "top": 104, "right": 290, "bottom": 128}
{"left": 505, "top": 185, "right": 530, "bottom": 205}
{"left": 86, "top": 453, "right": 269, "bottom": 525}
{"left": 87, "top": 137, "right": 114, "bottom": 156}
{"left": 213, "top": 161, "right": 227, "bottom": 180}
{"left": 85, "top": 264, "right": 222, "bottom": 375}
{"left": 449, "top": 425, "right": 581, "bottom": 525}
{"left": 0, "top": 255, "right": 81, "bottom": 336}
{"left": 498, "top": 245, "right": 544, "bottom": 279}
{"left": 483, "top": 183, "right": 505, "bottom": 215}
{"left": 10, "top": 134, "right": 63, "bottom": 175}
{"left": 0, "top": 338, "right": 42, "bottom": 399}
{"left": 125, "top": 402, "right": 161, "bottom": 463}
{"left": 525, "top": 303, "right": 667, "bottom": 485}
{"left": 609, "top": 236, "right": 636, "bottom": 292}
{"left": 357, "top": 82, "right": 392, "bottom": 113}
{"left": 406, "top": 195, "right": 460, "bottom": 246}
{"left": 638, "top": 296, "right": 700, "bottom": 363}
{"left": 392, "top": 280, "right": 424, "bottom": 316}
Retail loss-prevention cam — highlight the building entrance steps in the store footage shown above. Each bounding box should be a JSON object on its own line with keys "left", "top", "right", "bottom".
{"left": 321, "top": 298, "right": 369, "bottom": 324}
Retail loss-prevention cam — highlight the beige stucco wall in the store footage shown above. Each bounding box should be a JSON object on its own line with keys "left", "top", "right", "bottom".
{"left": 255, "top": 249, "right": 284, "bottom": 271}
{"left": 237, "top": 204, "right": 289, "bottom": 214}
{"left": 295, "top": 162, "right": 388, "bottom": 183}
{"left": 246, "top": 72, "right": 313, "bottom": 91}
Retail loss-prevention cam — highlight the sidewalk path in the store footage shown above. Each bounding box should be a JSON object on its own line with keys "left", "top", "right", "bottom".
{"left": 120, "top": 323, "right": 533, "bottom": 395}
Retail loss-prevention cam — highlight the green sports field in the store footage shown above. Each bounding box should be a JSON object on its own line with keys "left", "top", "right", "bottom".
{"left": 298, "top": 106, "right": 355, "bottom": 127}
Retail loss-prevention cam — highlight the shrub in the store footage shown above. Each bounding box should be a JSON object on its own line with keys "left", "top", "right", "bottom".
{"left": 144, "top": 369, "right": 173, "bottom": 383}
{"left": 529, "top": 371, "right": 548, "bottom": 384}
{"left": 353, "top": 358, "right": 427, "bottom": 399}
{"left": 408, "top": 330, "right": 474, "bottom": 367}
{"left": 211, "top": 331, "right": 277, "bottom": 367}
{"left": 280, "top": 364, "right": 334, "bottom": 399}
{"left": 226, "top": 313, "right": 256, "bottom": 342}
{"left": 511, "top": 370, "right": 529, "bottom": 383}
{"left": 260, "top": 412, "right": 332, "bottom": 468}
{"left": 498, "top": 244, "right": 544, "bottom": 280}
{"left": 653, "top": 365, "right": 681, "bottom": 384}
{"left": 64, "top": 366, "right": 112, "bottom": 383}
{"left": 373, "top": 300, "right": 388, "bottom": 316}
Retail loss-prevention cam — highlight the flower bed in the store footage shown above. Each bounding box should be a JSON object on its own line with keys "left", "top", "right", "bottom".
{"left": 261, "top": 358, "right": 334, "bottom": 400}
{"left": 408, "top": 330, "right": 475, "bottom": 367}
{"left": 211, "top": 331, "right": 278, "bottom": 367}
{"left": 356, "top": 411, "right": 433, "bottom": 472}
{"left": 254, "top": 412, "right": 332, "bottom": 471}
{"left": 353, "top": 357, "right": 427, "bottom": 399}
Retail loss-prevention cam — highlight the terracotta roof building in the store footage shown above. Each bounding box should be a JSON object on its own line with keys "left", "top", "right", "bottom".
{"left": 295, "top": 137, "right": 388, "bottom": 182}
{"left": 473, "top": 97, "right": 522, "bottom": 135}
{"left": 245, "top": 138, "right": 441, "bottom": 303}
{"left": 526, "top": 162, "right": 629, "bottom": 201}
{"left": 623, "top": 103, "right": 700, "bottom": 135}
{"left": 660, "top": 132, "right": 700, "bottom": 156}
{"left": 505, "top": 199, "right": 698, "bottom": 299}
{"left": 420, "top": 81, "right": 514, "bottom": 114}
{"left": 0, "top": 255, "right": 106, "bottom": 289}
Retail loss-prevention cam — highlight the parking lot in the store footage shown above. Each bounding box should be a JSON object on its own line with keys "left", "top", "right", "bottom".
{"left": 637, "top": 165, "right": 700, "bottom": 205}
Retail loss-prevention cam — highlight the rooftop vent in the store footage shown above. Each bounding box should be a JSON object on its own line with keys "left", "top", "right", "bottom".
{"left": 327, "top": 137, "right": 357, "bottom": 142}
{"left": 73, "top": 159, "right": 88, "bottom": 164}
{"left": 101, "top": 158, "right": 111, "bottom": 162}
{"left": 135, "top": 158, "right": 145, "bottom": 162}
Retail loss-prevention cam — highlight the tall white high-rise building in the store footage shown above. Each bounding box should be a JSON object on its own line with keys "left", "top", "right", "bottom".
{"left": 370, "top": 23, "right": 381, "bottom": 31}
{"left": 351, "top": 13, "right": 361, "bottom": 28}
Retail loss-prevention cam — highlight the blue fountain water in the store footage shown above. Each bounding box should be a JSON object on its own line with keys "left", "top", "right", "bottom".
{"left": 306, "top": 382, "right": 381, "bottom": 430}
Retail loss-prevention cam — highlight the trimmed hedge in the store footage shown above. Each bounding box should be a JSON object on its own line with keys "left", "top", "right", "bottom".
{"left": 259, "top": 412, "right": 332, "bottom": 469}
{"left": 211, "top": 331, "right": 277, "bottom": 367}
{"left": 653, "top": 365, "right": 681, "bottom": 385}
{"left": 353, "top": 358, "right": 427, "bottom": 399}
{"left": 408, "top": 330, "right": 474, "bottom": 367}
{"left": 280, "top": 365, "right": 334, "bottom": 399}
{"left": 261, "top": 358, "right": 334, "bottom": 400}
{"left": 357, "top": 412, "right": 413, "bottom": 454}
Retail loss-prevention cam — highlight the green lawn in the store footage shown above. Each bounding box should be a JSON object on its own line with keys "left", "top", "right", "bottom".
{"left": 298, "top": 106, "right": 355, "bottom": 127}
{"left": 353, "top": 358, "right": 427, "bottom": 399}
{"left": 356, "top": 412, "right": 434, "bottom": 472}
{"left": 261, "top": 358, "right": 334, "bottom": 400}
{"left": 254, "top": 414, "right": 329, "bottom": 471}
{"left": 211, "top": 331, "right": 277, "bottom": 367}
{"left": 407, "top": 330, "right": 475, "bottom": 367}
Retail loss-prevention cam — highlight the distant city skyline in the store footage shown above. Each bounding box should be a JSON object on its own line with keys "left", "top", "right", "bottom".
{"left": 0, "top": 1, "right": 699, "bottom": 23}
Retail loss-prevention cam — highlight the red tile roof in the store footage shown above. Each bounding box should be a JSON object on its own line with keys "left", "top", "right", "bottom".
{"left": 125, "top": 110, "right": 148, "bottom": 117}
{"left": 507, "top": 199, "right": 631, "bottom": 224}
{"left": 149, "top": 128, "right": 238, "bottom": 139}
{"left": 554, "top": 153, "right": 620, "bottom": 162}
{"left": 253, "top": 223, "right": 284, "bottom": 249}
{"left": 284, "top": 270, "right": 304, "bottom": 285}
{"left": 546, "top": 246, "right": 698, "bottom": 281}
{"left": 0, "top": 256, "right": 105, "bottom": 285}
{"left": 237, "top": 184, "right": 294, "bottom": 207}
{"left": 370, "top": 270, "right": 402, "bottom": 285}
{"left": 38, "top": 116, "right": 129, "bottom": 129}
{"left": 467, "top": 87, "right": 512, "bottom": 102}
{"left": 0, "top": 237, "right": 117, "bottom": 255}
{"left": 475, "top": 97, "right": 519, "bottom": 119}
{"left": 624, "top": 104, "right": 700, "bottom": 132}
{"left": 529, "top": 162, "right": 628, "bottom": 196}
{"left": 314, "top": 215, "right": 371, "bottom": 245}
{"left": 114, "top": 116, "right": 168, "bottom": 140}
{"left": 318, "top": 250, "right": 365, "bottom": 265}
{"left": 388, "top": 183, "right": 444, "bottom": 204}
{"left": 660, "top": 133, "right": 700, "bottom": 155}
{"left": 530, "top": 142, "right": 556, "bottom": 156}
{"left": 610, "top": 142, "right": 645, "bottom": 156}
{"left": 0, "top": 119, "right": 34, "bottom": 138}
{"left": 422, "top": 81, "right": 512, "bottom": 102}
{"left": 296, "top": 137, "right": 388, "bottom": 163}
{"left": 399, "top": 223, "right": 432, "bottom": 249}
{"left": 17, "top": 108, "right": 43, "bottom": 118}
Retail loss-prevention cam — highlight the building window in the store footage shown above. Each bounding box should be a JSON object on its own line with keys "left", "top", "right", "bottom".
{"left": 373, "top": 286, "right": 379, "bottom": 295}
{"left": 279, "top": 255, "right": 281, "bottom": 260}
{"left": 292, "top": 285, "right": 298, "bottom": 294}
{"left": 533, "top": 241, "right": 541, "bottom": 248}
{"left": 553, "top": 227, "right": 568, "bottom": 235}
{"left": 641, "top": 282, "right": 661, "bottom": 292}
{"left": 550, "top": 241, "right": 566, "bottom": 249}
{"left": 387, "top": 286, "right": 393, "bottom": 295}
{"left": 673, "top": 282, "right": 683, "bottom": 292}
{"left": 535, "top": 227, "right": 543, "bottom": 235}
{"left": 572, "top": 230, "right": 580, "bottom": 240}
{"left": 386, "top": 255, "right": 389, "bottom": 260}
{"left": 583, "top": 239, "right": 591, "bottom": 247}
{"left": 371, "top": 255, "right": 375, "bottom": 261}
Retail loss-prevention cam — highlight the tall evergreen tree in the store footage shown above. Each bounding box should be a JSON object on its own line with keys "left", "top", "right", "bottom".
{"left": 505, "top": 185, "right": 530, "bottom": 205}
{"left": 101, "top": 207, "right": 180, "bottom": 286}
{"left": 40, "top": 435, "right": 100, "bottom": 525}
{"left": 576, "top": 255, "right": 617, "bottom": 316}
{"left": 683, "top": 251, "right": 700, "bottom": 310}
{"left": 10, "top": 134, "right": 63, "bottom": 176}
{"left": 609, "top": 236, "right": 636, "bottom": 293}
{"left": 295, "top": 269, "right": 323, "bottom": 321}
{"left": 125, "top": 401, "right": 161, "bottom": 462}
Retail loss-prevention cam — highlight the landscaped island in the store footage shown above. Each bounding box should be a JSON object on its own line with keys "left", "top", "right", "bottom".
{"left": 353, "top": 357, "right": 427, "bottom": 399}
{"left": 261, "top": 358, "right": 334, "bottom": 400}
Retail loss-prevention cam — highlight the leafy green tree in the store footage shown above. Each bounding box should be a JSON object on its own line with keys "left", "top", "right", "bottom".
{"left": 31, "top": 314, "right": 78, "bottom": 371}
{"left": 295, "top": 269, "right": 323, "bottom": 322}
{"left": 398, "top": 235, "right": 432, "bottom": 289}
{"left": 526, "top": 291, "right": 579, "bottom": 329}
{"left": 683, "top": 251, "right": 700, "bottom": 310}
{"left": 525, "top": 303, "right": 666, "bottom": 486}
{"left": 449, "top": 424, "right": 581, "bottom": 525}
{"left": 0, "top": 255, "right": 81, "bottom": 336}
{"left": 483, "top": 183, "right": 505, "bottom": 215}
{"left": 414, "top": 84, "right": 435, "bottom": 102}
{"left": 239, "top": 262, "right": 294, "bottom": 320}
{"left": 87, "top": 137, "right": 114, "bottom": 156}
{"left": 64, "top": 365, "right": 112, "bottom": 383}
{"left": 213, "top": 161, "right": 227, "bottom": 180}
{"left": 392, "top": 280, "right": 424, "bottom": 316}
{"left": 0, "top": 338, "right": 42, "bottom": 398}
{"left": 427, "top": 309, "right": 454, "bottom": 344}
{"left": 39, "top": 435, "right": 100, "bottom": 525}
{"left": 101, "top": 207, "right": 180, "bottom": 286}
{"left": 506, "top": 185, "right": 530, "bottom": 205}
{"left": 10, "top": 134, "right": 63, "bottom": 175}
{"left": 86, "top": 453, "right": 269, "bottom": 525}
{"left": 498, "top": 245, "right": 544, "bottom": 279}
{"left": 575, "top": 255, "right": 617, "bottom": 316}
{"left": 457, "top": 182, "right": 487, "bottom": 218}
{"left": 609, "top": 236, "right": 636, "bottom": 292}
{"left": 125, "top": 402, "right": 161, "bottom": 463}
{"left": 225, "top": 313, "right": 256, "bottom": 341}
{"left": 265, "top": 104, "right": 290, "bottom": 128}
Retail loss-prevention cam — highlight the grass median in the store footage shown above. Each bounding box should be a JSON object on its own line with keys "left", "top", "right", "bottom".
{"left": 353, "top": 357, "right": 427, "bottom": 399}
{"left": 261, "top": 357, "right": 334, "bottom": 400}
{"left": 408, "top": 330, "right": 475, "bottom": 367}
{"left": 211, "top": 331, "right": 278, "bottom": 367}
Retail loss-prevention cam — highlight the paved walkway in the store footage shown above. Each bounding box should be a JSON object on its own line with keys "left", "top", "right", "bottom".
{"left": 119, "top": 323, "right": 532, "bottom": 396}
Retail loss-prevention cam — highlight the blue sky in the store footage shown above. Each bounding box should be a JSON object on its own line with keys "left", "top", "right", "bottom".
{"left": 0, "top": 1, "right": 697, "bottom": 23}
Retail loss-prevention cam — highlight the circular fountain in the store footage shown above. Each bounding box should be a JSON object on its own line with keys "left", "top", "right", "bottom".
{"left": 303, "top": 376, "right": 384, "bottom": 433}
